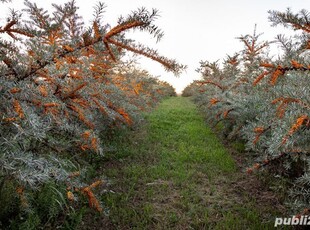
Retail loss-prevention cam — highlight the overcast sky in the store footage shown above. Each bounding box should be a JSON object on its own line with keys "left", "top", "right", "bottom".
{"left": 1, "top": 0, "right": 309, "bottom": 93}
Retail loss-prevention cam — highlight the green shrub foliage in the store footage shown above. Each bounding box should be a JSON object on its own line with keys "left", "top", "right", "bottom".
{"left": 183, "top": 9, "right": 310, "bottom": 213}
{"left": 0, "top": 0, "right": 182, "bottom": 227}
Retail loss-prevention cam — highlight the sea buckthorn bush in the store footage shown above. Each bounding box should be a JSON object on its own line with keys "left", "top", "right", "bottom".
{"left": 0, "top": 0, "right": 182, "bottom": 228}
{"left": 183, "top": 9, "right": 309, "bottom": 213}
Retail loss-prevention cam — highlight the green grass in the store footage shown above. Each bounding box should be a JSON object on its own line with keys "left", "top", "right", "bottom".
{"left": 81, "top": 97, "right": 285, "bottom": 229}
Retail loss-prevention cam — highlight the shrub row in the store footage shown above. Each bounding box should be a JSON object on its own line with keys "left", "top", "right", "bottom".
{"left": 183, "top": 9, "right": 310, "bottom": 213}
{"left": 0, "top": 1, "right": 181, "bottom": 228}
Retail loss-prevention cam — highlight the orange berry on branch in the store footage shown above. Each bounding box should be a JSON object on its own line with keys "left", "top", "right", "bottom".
{"left": 67, "top": 191, "right": 75, "bottom": 201}
{"left": 10, "top": 88, "right": 21, "bottom": 94}
{"left": 291, "top": 59, "right": 304, "bottom": 69}
{"left": 253, "top": 163, "right": 261, "bottom": 170}
{"left": 260, "top": 62, "right": 274, "bottom": 68}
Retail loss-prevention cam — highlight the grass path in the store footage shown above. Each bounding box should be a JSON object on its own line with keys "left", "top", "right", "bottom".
{"left": 83, "top": 97, "right": 284, "bottom": 229}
